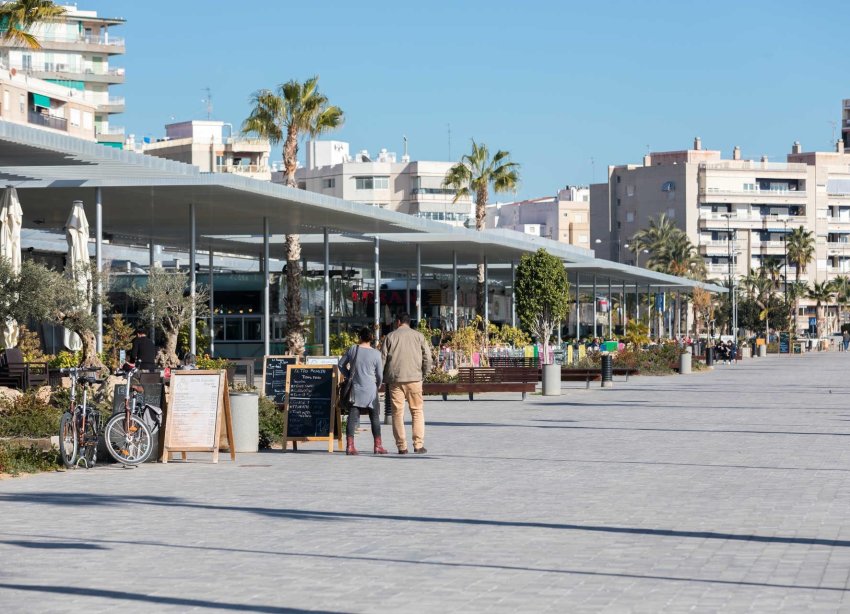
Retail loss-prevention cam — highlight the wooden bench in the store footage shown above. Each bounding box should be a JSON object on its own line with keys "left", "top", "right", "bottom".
{"left": 560, "top": 368, "right": 602, "bottom": 388}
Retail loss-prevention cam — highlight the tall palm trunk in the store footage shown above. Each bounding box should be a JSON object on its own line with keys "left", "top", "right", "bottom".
{"left": 475, "top": 186, "right": 487, "bottom": 317}
{"left": 282, "top": 130, "right": 305, "bottom": 355}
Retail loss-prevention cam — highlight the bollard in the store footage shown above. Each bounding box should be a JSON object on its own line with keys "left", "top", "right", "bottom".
{"left": 705, "top": 347, "right": 714, "bottom": 366}
{"left": 600, "top": 354, "right": 613, "bottom": 388}
{"left": 383, "top": 387, "right": 392, "bottom": 425}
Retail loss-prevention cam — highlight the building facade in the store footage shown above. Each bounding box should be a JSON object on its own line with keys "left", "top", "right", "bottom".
{"left": 591, "top": 137, "right": 850, "bottom": 334}
{"left": 0, "top": 4, "right": 125, "bottom": 146}
{"left": 486, "top": 186, "right": 592, "bottom": 250}
{"left": 142, "top": 120, "right": 271, "bottom": 181}
{"left": 281, "top": 140, "right": 473, "bottom": 226}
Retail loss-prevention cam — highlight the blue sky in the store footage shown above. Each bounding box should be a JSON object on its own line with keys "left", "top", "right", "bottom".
{"left": 87, "top": 0, "right": 847, "bottom": 200}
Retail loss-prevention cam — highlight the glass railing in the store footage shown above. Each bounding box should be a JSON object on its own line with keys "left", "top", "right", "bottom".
{"left": 28, "top": 110, "right": 67, "bottom": 131}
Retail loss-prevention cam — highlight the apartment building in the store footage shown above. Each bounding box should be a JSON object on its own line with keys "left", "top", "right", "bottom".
{"left": 486, "top": 186, "right": 592, "bottom": 250}
{"left": 590, "top": 137, "right": 850, "bottom": 333}
{"left": 0, "top": 4, "right": 125, "bottom": 146}
{"left": 143, "top": 120, "right": 271, "bottom": 181}
{"left": 0, "top": 61, "right": 96, "bottom": 140}
{"left": 281, "top": 140, "right": 473, "bottom": 226}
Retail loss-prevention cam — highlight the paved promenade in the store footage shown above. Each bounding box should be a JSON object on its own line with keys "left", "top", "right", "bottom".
{"left": 2, "top": 352, "right": 850, "bottom": 612}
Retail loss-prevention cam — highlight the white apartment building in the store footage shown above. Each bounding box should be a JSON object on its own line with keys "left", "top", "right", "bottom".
{"left": 486, "top": 186, "right": 592, "bottom": 250}
{"left": 143, "top": 120, "right": 271, "bottom": 181}
{"left": 590, "top": 137, "right": 850, "bottom": 334}
{"left": 0, "top": 4, "right": 125, "bottom": 147}
{"left": 280, "top": 140, "right": 473, "bottom": 226}
{"left": 0, "top": 61, "right": 96, "bottom": 140}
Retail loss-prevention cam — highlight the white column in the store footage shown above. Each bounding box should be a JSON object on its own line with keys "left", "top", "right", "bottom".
{"left": 574, "top": 272, "right": 580, "bottom": 338}
{"left": 416, "top": 243, "right": 422, "bottom": 324}
{"left": 209, "top": 248, "right": 215, "bottom": 357}
{"left": 148, "top": 241, "right": 156, "bottom": 343}
{"left": 607, "top": 278, "right": 613, "bottom": 338}
{"left": 189, "top": 202, "right": 196, "bottom": 356}
{"left": 263, "top": 217, "right": 270, "bottom": 356}
{"left": 483, "top": 255, "right": 489, "bottom": 325}
{"left": 622, "top": 280, "right": 627, "bottom": 332}
{"left": 323, "top": 228, "right": 330, "bottom": 356}
{"left": 452, "top": 251, "right": 458, "bottom": 331}
{"left": 405, "top": 273, "right": 411, "bottom": 314}
{"left": 95, "top": 187, "right": 103, "bottom": 353}
{"left": 592, "top": 274, "right": 598, "bottom": 338}
{"left": 374, "top": 236, "right": 381, "bottom": 342}
{"left": 511, "top": 261, "right": 516, "bottom": 328}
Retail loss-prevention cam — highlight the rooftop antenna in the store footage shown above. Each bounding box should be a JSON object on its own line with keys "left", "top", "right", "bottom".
{"left": 202, "top": 87, "right": 212, "bottom": 120}
{"left": 403, "top": 135, "right": 408, "bottom": 158}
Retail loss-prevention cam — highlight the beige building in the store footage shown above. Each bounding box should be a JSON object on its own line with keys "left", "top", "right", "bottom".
{"left": 143, "top": 120, "right": 271, "bottom": 181}
{"left": 486, "top": 186, "right": 592, "bottom": 250}
{"left": 591, "top": 137, "right": 850, "bottom": 334}
{"left": 281, "top": 140, "right": 473, "bottom": 226}
{"left": 0, "top": 62, "right": 96, "bottom": 140}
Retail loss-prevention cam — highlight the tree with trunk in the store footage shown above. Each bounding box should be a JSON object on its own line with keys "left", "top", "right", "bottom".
{"left": 807, "top": 281, "right": 833, "bottom": 336}
{"left": 130, "top": 268, "right": 209, "bottom": 368}
{"left": 242, "top": 76, "right": 343, "bottom": 355}
{"left": 0, "top": 0, "right": 65, "bottom": 49}
{"left": 443, "top": 141, "right": 520, "bottom": 316}
{"left": 786, "top": 226, "right": 815, "bottom": 284}
{"left": 4, "top": 259, "right": 106, "bottom": 368}
{"left": 514, "top": 249, "right": 569, "bottom": 365}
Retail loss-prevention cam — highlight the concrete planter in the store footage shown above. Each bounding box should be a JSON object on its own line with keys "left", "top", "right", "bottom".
{"left": 228, "top": 392, "right": 259, "bottom": 453}
{"left": 542, "top": 363, "right": 561, "bottom": 396}
{"left": 758, "top": 345, "right": 767, "bottom": 358}
{"left": 679, "top": 352, "right": 692, "bottom": 374}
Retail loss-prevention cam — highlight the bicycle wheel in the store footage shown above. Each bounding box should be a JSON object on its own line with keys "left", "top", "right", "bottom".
{"left": 104, "top": 414, "right": 153, "bottom": 465}
{"left": 59, "top": 412, "right": 78, "bottom": 469}
{"left": 79, "top": 415, "right": 99, "bottom": 468}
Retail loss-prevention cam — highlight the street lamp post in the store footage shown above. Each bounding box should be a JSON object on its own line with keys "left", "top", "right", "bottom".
{"left": 721, "top": 213, "right": 738, "bottom": 342}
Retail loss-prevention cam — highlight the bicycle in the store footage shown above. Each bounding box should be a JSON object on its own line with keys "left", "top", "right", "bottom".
{"left": 58, "top": 367, "right": 105, "bottom": 469}
{"left": 103, "top": 366, "right": 161, "bottom": 466}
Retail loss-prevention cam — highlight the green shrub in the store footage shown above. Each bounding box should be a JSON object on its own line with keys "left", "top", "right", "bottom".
{"left": 612, "top": 343, "right": 684, "bottom": 375}
{"left": 258, "top": 395, "right": 283, "bottom": 449}
{"left": 196, "top": 355, "right": 233, "bottom": 370}
{"left": 425, "top": 370, "right": 457, "bottom": 383}
{"left": 0, "top": 442, "right": 60, "bottom": 475}
{"left": 329, "top": 330, "right": 359, "bottom": 356}
{"left": 0, "top": 391, "right": 62, "bottom": 438}
{"left": 48, "top": 351, "right": 81, "bottom": 369}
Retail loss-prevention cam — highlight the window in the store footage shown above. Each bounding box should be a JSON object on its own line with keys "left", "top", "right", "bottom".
{"left": 579, "top": 235, "right": 588, "bottom": 243}
{"left": 355, "top": 176, "right": 389, "bottom": 190}
{"left": 82, "top": 111, "right": 92, "bottom": 129}
{"left": 18, "top": 94, "right": 24, "bottom": 114}
{"left": 616, "top": 198, "right": 621, "bottom": 207}
{"left": 626, "top": 185, "right": 635, "bottom": 197}
{"left": 322, "top": 178, "right": 336, "bottom": 189}
{"left": 69, "top": 108, "right": 80, "bottom": 127}
{"left": 626, "top": 212, "right": 635, "bottom": 222}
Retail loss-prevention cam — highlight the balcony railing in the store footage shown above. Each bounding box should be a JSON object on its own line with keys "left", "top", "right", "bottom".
{"left": 701, "top": 187, "right": 807, "bottom": 198}
{"left": 0, "top": 31, "right": 125, "bottom": 46}
{"left": 28, "top": 110, "right": 66, "bottom": 131}
{"left": 96, "top": 125, "right": 125, "bottom": 136}
{"left": 215, "top": 164, "right": 270, "bottom": 175}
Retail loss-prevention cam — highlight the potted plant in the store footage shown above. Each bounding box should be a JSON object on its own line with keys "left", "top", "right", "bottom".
{"left": 514, "top": 249, "right": 570, "bottom": 396}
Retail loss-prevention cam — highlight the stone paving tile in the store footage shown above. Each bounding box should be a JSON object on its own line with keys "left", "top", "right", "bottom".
{"left": 3, "top": 353, "right": 850, "bottom": 612}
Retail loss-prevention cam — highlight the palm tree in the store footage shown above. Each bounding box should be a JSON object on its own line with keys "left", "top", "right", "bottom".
{"left": 807, "top": 281, "right": 833, "bottom": 336}
{"left": 655, "top": 232, "right": 705, "bottom": 279}
{"left": 0, "top": 0, "right": 65, "bottom": 49}
{"left": 443, "top": 141, "right": 520, "bottom": 315}
{"left": 786, "top": 226, "right": 815, "bottom": 284}
{"left": 242, "top": 76, "right": 344, "bottom": 355}
{"left": 785, "top": 280, "right": 809, "bottom": 335}
{"left": 631, "top": 213, "right": 680, "bottom": 266}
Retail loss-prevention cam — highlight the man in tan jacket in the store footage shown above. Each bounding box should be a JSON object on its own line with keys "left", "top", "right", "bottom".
{"left": 380, "top": 313, "right": 433, "bottom": 454}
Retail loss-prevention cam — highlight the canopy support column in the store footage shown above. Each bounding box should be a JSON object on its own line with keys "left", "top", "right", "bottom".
{"left": 416, "top": 244, "right": 422, "bottom": 324}
{"left": 574, "top": 272, "right": 580, "bottom": 338}
{"left": 483, "top": 255, "right": 489, "bottom": 326}
{"left": 148, "top": 241, "right": 156, "bottom": 343}
{"left": 262, "top": 216, "right": 269, "bottom": 357}
{"left": 622, "top": 280, "right": 627, "bottom": 333}
{"left": 511, "top": 261, "right": 516, "bottom": 328}
{"left": 323, "top": 228, "right": 330, "bottom": 356}
{"left": 592, "top": 274, "right": 598, "bottom": 339}
{"left": 189, "top": 202, "right": 197, "bottom": 356}
{"left": 452, "top": 251, "right": 458, "bottom": 331}
{"left": 405, "top": 273, "right": 411, "bottom": 314}
{"left": 209, "top": 248, "right": 215, "bottom": 357}
{"left": 608, "top": 278, "right": 613, "bottom": 338}
{"left": 95, "top": 187, "right": 103, "bottom": 354}
{"left": 374, "top": 237, "right": 381, "bottom": 342}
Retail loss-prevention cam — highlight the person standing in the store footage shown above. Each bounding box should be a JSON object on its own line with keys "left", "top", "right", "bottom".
{"left": 338, "top": 327, "right": 386, "bottom": 456}
{"left": 381, "top": 313, "right": 433, "bottom": 454}
{"left": 128, "top": 328, "right": 157, "bottom": 371}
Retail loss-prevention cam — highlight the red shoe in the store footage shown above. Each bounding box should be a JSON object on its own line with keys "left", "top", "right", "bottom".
{"left": 345, "top": 436, "right": 358, "bottom": 456}
{"left": 373, "top": 437, "right": 388, "bottom": 455}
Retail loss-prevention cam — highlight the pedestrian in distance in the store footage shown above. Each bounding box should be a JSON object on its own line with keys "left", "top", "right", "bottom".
{"left": 128, "top": 327, "right": 157, "bottom": 371}
{"left": 338, "top": 327, "right": 387, "bottom": 455}
{"left": 381, "top": 312, "right": 433, "bottom": 454}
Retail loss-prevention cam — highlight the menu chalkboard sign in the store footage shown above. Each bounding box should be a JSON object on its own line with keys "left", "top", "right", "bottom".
{"left": 262, "top": 355, "right": 299, "bottom": 404}
{"left": 283, "top": 365, "right": 341, "bottom": 453}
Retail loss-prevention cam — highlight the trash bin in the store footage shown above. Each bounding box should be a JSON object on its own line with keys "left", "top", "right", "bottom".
{"left": 228, "top": 392, "right": 259, "bottom": 453}
{"left": 705, "top": 347, "right": 714, "bottom": 366}
{"left": 542, "top": 363, "right": 561, "bottom": 396}
{"left": 679, "top": 351, "right": 692, "bottom": 374}
{"left": 758, "top": 344, "right": 767, "bottom": 357}
{"left": 600, "top": 354, "right": 613, "bottom": 388}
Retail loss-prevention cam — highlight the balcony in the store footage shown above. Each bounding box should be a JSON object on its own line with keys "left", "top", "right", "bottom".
{"left": 0, "top": 33, "right": 126, "bottom": 54}
{"left": 699, "top": 187, "right": 807, "bottom": 204}
{"left": 705, "top": 263, "right": 731, "bottom": 275}
{"left": 22, "top": 65, "right": 126, "bottom": 84}
{"left": 97, "top": 96, "right": 125, "bottom": 113}
{"left": 28, "top": 110, "right": 66, "bottom": 132}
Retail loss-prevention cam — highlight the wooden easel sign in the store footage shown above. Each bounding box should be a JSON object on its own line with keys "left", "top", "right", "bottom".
{"left": 161, "top": 370, "right": 235, "bottom": 463}
{"left": 283, "top": 364, "right": 342, "bottom": 453}
{"left": 262, "top": 355, "right": 300, "bottom": 404}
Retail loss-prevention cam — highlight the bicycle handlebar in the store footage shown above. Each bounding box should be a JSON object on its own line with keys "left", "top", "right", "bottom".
{"left": 59, "top": 366, "right": 101, "bottom": 375}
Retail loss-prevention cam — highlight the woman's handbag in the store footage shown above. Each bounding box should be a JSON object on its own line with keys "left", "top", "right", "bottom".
{"left": 338, "top": 346, "right": 359, "bottom": 415}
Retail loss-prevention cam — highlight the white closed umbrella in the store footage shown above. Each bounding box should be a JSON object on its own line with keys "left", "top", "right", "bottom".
{"left": 63, "top": 200, "right": 90, "bottom": 351}
{"left": 0, "top": 186, "right": 23, "bottom": 348}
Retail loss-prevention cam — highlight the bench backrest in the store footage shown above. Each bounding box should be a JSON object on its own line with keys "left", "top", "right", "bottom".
{"left": 2, "top": 348, "right": 24, "bottom": 368}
